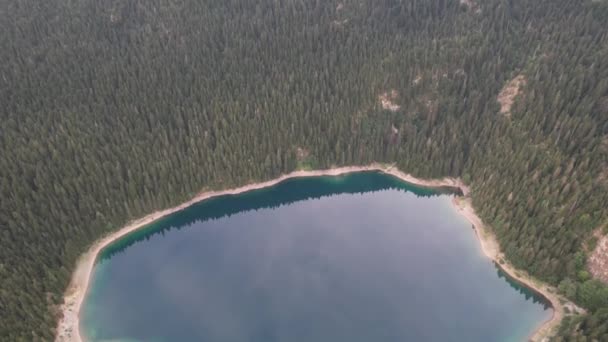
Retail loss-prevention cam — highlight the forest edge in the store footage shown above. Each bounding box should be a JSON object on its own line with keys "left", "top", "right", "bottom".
{"left": 55, "top": 164, "right": 579, "bottom": 342}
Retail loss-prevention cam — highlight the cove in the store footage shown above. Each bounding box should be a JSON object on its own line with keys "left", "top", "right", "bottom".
{"left": 81, "top": 172, "right": 551, "bottom": 342}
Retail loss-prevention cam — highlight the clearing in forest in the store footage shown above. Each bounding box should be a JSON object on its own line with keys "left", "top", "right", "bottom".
{"left": 589, "top": 227, "right": 608, "bottom": 284}
{"left": 497, "top": 75, "right": 526, "bottom": 117}
{"left": 460, "top": 0, "right": 482, "bottom": 13}
{"left": 379, "top": 90, "right": 401, "bottom": 112}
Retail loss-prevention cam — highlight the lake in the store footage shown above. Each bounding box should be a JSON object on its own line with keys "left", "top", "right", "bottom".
{"left": 81, "top": 172, "right": 551, "bottom": 342}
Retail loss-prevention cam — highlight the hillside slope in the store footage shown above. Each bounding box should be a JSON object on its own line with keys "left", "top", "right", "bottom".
{"left": 1, "top": 0, "right": 608, "bottom": 340}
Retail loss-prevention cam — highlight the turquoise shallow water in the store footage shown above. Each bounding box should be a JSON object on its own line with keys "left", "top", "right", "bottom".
{"left": 82, "top": 172, "right": 551, "bottom": 342}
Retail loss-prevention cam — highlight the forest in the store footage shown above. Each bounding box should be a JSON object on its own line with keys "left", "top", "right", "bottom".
{"left": 1, "top": 0, "right": 608, "bottom": 340}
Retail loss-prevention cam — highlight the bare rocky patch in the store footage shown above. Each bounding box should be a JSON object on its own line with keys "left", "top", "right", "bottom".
{"left": 331, "top": 2, "right": 348, "bottom": 28}
{"left": 498, "top": 75, "right": 526, "bottom": 117}
{"left": 296, "top": 147, "right": 310, "bottom": 161}
{"left": 596, "top": 137, "right": 608, "bottom": 185}
{"left": 460, "top": 0, "right": 482, "bottom": 13}
{"left": 387, "top": 124, "right": 400, "bottom": 144}
{"left": 597, "top": 96, "right": 608, "bottom": 116}
{"left": 589, "top": 225, "right": 608, "bottom": 284}
{"left": 331, "top": 19, "right": 349, "bottom": 28}
{"left": 379, "top": 90, "right": 401, "bottom": 112}
{"left": 454, "top": 68, "right": 466, "bottom": 77}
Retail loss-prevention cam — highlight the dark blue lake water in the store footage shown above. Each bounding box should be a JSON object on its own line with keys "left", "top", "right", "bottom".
{"left": 82, "top": 172, "right": 550, "bottom": 342}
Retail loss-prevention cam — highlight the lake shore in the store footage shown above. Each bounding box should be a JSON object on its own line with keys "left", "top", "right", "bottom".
{"left": 451, "top": 196, "right": 565, "bottom": 342}
{"left": 56, "top": 164, "right": 562, "bottom": 342}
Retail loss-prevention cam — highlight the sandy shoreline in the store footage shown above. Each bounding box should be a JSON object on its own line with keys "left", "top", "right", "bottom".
{"left": 451, "top": 197, "right": 567, "bottom": 342}
{"left": 56, "top": 164, "right": 562, "bottom": 342}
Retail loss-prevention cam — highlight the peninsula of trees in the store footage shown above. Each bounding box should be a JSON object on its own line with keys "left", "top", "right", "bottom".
{"left": 1, "top": 0, "right": 607, "bottom": 340}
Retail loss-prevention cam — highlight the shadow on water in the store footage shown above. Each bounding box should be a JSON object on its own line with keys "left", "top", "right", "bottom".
{"left": 97, "top": 171, "right": 552, "bottom": 314}
{"left": 495, "top": 262, "right": 553, "bottom": 310}
{"left": 99, "top": 171, "right": 454, "bottom": 262}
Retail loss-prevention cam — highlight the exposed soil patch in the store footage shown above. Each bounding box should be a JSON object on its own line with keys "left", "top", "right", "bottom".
{"left": 498, "top": 75, "right": 526, "bottom": 117}
{"left": 596, "top": 96, "right": 608, "bottom": 115}
{"left": 460, "top": 0, "right": 482, "bottom": 13}
{"left": 600, "top": 138, "right": 608, "bottom": 185}
{"left": 296, "top": 147, "right": 310, "bottom": 161}
{"left": 387, "top": 124, "right": 399, "bottom": 144}
{"left": 589, "top": 225, "right": 608, "bottom": 284}
{"left": 331, "top": 19, "right": 349, "bottom": 28}
{"left": 379, "top": 90, "right": 401, "bottom": 112}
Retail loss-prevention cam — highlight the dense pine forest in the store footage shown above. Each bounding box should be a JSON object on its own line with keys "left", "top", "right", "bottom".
{"left": 1, "top": 0, "right": 608, "bottom": 340}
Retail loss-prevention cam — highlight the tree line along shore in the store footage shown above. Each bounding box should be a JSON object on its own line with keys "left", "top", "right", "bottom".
{"left": 56, "top": 165, "right": 570, "bottom": 342}
{"left": 2, "top": 0, "right": 608, "bottom": 340}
